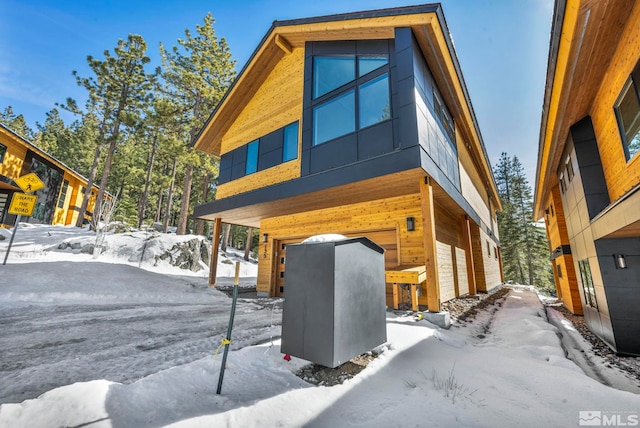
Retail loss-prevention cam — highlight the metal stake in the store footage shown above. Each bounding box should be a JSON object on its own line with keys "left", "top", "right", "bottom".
{"left": 2, "top": 215, "right": 21, "bottom": 266}
{"left": 216, "top": 262, "right": 240, "bottom": 395}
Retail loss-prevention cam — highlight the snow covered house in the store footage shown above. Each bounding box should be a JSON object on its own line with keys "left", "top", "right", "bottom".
{"left": 0, "top": 123, "right": 100, "bottom": 228}
{"left": 193, "top": 4, "right": 503, "bottom": 312}
{"left": 534, "top": 0, "right": 640, "bottom": 355}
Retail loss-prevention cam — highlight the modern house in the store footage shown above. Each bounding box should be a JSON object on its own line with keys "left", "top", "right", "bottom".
{"left": 534, "top": 0, "right": 640, "bottom": 355}
{"left": 193, "top": 4, "right": 503, "bottom": 312}
{"left": 0, "top": 123, "right": 100, "bottom": 228}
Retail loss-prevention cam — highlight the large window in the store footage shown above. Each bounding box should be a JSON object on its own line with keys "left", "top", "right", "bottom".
{"left": 0, "top": 143, "right": 6, "bottom": 163}
{"left": 312, "top": 55, "right": 390, "bottom": 146}
{"left": 614, "top": 62, "right": 640, "bottom": 161}
{"left": 578, "top": 259, "right": 598, "bottom": 310}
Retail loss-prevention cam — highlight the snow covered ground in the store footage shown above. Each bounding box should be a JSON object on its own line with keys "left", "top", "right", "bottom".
{"left": 1, "top": 224, "right": 639, "bottom": 427}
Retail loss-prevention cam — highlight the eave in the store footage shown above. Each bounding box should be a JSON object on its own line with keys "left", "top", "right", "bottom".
{"left": 193, "top": 4, "right": 501, "bottom": 211}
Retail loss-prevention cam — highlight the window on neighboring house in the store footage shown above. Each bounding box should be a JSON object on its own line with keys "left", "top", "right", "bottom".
{"left": 556, "top": 263, "right": 563, "bottom": 279}
{"left": 578, "top": 259, "right": 598, "bottom": 310}
{"left": 565, "top": 155, "right": 574, "bottom": 181}
{"left": 283, "top": 122, "right": 299, "bottom": 162}
{"left": 312, "top": 55, "right": 390, "bottom": 146}
{"left": 0, "top": 143, "right": 6, "bottom": 163}
{"left": 245, "top": 140, "right": 259, "bottom": 175}
{"left": 57, "top": 180, "right": 69, "bottom": 209}
{"left": 614, "top": 61, "right": 640, "bottom": 161}
{"left": 559, "top": 172, "right": 567, "bottom": 193}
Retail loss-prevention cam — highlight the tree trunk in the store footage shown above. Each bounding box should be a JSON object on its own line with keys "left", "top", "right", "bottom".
{"left": 93, "top": 115, "right": 122, "bottom": 225}
{"left": 138, "top": 132, "right": 158, "bottom": 228}
{"left": 221, "top": 223, "right": 230, "bottom": 252}
{"left": 75, "top": 142, "right": 103, "bottom": 227}
{"left": 244, "top": 227, "right": 254, "bottom": 261}
{"left": 195, "top": 172, "right": 210, "bottom": 236}
{"left": 163, "top": 158, "right": 178, "bottom": 233}
{"left": 177, "top": 162, "right": 193, "bottom": 235}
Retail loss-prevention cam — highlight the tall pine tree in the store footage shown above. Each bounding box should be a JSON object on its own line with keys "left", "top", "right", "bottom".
{"left": 159, "top": 12, "right": 235, "bottom": 235}
{"left": 495, "top": 153, "right": 554, "bottom": 293}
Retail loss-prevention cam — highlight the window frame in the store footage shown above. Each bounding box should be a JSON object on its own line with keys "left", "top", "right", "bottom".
{"left": 282, "top": 122, "right": 299, "bottom": 163}
{"left": 245, "top": 140, "right": 259, "bottom": 175}
{"left": 578, "top": 259, "right": 598, "bottom": 310}
{"left": 614, "top": 62, "right": 640, "bottom": 162}
{"left": 57, "top": 180, "right": 69, "bottom": 209}
{"left": 311, "top": 53, "right": 391, "bottom": 146}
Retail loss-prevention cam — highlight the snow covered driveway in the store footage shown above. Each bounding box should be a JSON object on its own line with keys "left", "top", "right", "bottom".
{"left": 0, "top": 261, "right": 280, "bottom": 404}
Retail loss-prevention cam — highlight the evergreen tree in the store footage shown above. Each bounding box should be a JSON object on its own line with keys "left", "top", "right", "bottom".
{"left": 159, "top": 12, "right": 236, "bottom": 235}
{"left": 0, "top": 106, "right": 33, "bottom": 140}
{"left": 68, "top": 34, "right": 156, "bottom": 227}
{"left": 495, "top": 153, "right": 554, "bottom": 293}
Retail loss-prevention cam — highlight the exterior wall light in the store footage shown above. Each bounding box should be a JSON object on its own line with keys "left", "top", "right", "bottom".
{"left": 615, "top": 254, "right": 627, "bottom": 269}
{"left": 262, "top": 233, "right": 269, "bottom": 243}
{"left": 406, "top": 217, "right": 415, "bottom": 232}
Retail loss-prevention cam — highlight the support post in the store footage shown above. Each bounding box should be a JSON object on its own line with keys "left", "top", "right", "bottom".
{"left": 420, "top": 177, "right": 440, "bottom": 312}
{"left": 464, "top": 216, "right": 477, "bottom": 295}
{"left": 209, "top": 218, "right": 222, "bottom": 286}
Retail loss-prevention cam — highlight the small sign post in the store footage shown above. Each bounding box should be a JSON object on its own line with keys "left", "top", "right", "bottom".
{"left": 2, "top": 173, "right": 43, "bottom": 265}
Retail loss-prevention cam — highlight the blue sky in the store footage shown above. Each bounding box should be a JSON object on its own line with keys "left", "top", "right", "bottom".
{"left": 0, "top": 0, "right": 553, "bottom": 183}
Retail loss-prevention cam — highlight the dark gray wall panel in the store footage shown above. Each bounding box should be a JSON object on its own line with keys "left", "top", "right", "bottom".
{"left": 309, "top": 135, "right": 358, "bottom": 174}
{"left": 358, "top": 121, "right": 394, "bottom": 160}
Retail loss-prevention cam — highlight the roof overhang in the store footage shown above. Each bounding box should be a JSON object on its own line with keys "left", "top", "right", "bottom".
{"left": 533, "top": 0, "right": 636, "bottom": 218}
{"left": 193, "top": 4, "right": 501, "bottom": 211}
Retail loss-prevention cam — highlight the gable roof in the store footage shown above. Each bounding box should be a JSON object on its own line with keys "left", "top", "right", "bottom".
{"left": 194, "top": 3, "right": 500, "bottom": 209}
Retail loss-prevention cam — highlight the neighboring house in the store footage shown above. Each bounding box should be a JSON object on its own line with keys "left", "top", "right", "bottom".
{"left": 193, "top": 4, "right": 503, "bottom": 312}
{"left": 534, "top": 0, "right": 640, "bottom": 355}
{"left": 0, "top": 123, "right": 100, "bottom": 228}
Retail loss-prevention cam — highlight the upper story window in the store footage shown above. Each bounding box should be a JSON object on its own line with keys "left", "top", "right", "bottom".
{"left": 312, "top": 54, "right": 390, "bottom": 146}
{"left": 614, "top": 60, "right": 640, "bottom": 162}
{"left": 433, "top": 89, "right": 455, "bottom": 143}
{"left": 0, "top": 143, "right": 6, "bottom": 163}
{"left": 283, "top": 122, "right": 299, "bottom": 162}
{"left": 245, "top": 140, "right": 259, "bottom": 175}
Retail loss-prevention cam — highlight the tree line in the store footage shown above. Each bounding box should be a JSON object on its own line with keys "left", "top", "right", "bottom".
{"left": 1, "top": 13, "right": 235, "bottom": 239}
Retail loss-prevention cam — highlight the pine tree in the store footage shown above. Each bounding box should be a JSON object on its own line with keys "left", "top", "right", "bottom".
{"left": 69, "top": 34, "right": 156, "bottom": 227}
{"left": 0, "top": 106, "right": 33, "bottom": 140}
{"left": 495, "top": 153, "right": 553, "bottom": 292}
{"left": 159, "top": 12, "right": 236, "bottom": 235}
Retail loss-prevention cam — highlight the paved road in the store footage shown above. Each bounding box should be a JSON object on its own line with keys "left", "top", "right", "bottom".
{"left": 0, "top": 276, "right": 282, "bottom": 404}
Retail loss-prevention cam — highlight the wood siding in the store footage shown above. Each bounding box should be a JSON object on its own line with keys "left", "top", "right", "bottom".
{"left": 436, "top": 240, "right": 455, "bottom": 302}
{"left": 590, "top": 1, "right": 640, "bottom": 202}
{"left": 455, "top": 246, "right": 469, "bottom": 296}
{"left": 216, "top": 48, "right": 305, "bottom": 199}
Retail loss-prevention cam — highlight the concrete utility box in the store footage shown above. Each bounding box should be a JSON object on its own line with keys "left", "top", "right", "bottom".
{"left": 281, "top": 237, "right": 387, "bottom": 368}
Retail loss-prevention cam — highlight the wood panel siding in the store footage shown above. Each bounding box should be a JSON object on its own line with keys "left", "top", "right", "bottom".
{"left": 436, "top": 240, "right": 455, "bottom": 302}
{"left": 589, "top": 1, "right": 640, "bottom": 202}
{"left": 216, "top": 48, "right": 304, "bottom": 199}
{"left": 455, "top": 246, "right": 469, "bottom": 296}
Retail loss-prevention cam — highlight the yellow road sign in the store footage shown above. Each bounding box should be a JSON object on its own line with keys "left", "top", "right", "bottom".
{"left": 15, "top": 173, "right": 45, "bottom": 193}
{"left": 8, "top": 193, "right": 38, "bottom": 216}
